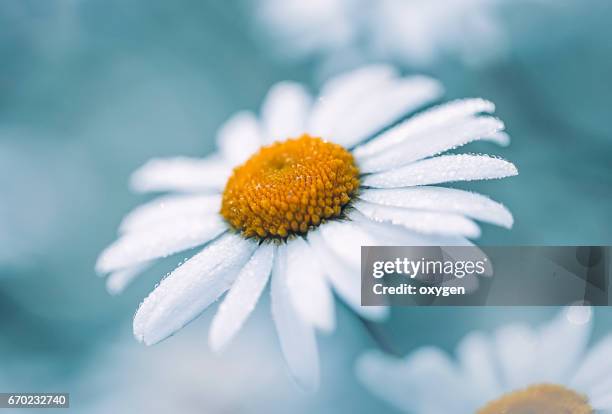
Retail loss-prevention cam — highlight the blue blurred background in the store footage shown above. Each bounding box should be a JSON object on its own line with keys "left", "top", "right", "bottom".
{"left": 1, "top": 0, "right": 611, "bottom": 412}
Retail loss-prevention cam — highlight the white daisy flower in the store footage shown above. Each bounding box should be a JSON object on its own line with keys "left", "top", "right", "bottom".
{"left": 255, "top": 0, "right": 545, "bottom": 68}
{"left": 357, "top": 306, "right": 612, "bottom": 413}
{"left": 96, "top": 64, "right": 517, "bottom": 390}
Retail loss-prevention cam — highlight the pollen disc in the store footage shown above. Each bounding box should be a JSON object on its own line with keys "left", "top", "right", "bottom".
{"left": 221, "top": 134, "right": 360, "bottom": 239}
{"left": 477, "top": 384, "right": 593, "bottom": 414}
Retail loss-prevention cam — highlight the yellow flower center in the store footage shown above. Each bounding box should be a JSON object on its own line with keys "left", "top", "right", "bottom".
{"left": 477, "top": 384, "right": 593, "bottom": 414}
{"left": 221, "top": 134, "right": 360, "bottom": 239}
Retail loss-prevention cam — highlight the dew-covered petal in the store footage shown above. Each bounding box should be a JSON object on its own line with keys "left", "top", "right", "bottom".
{"left": 489, "top": 131, "right": 510, "bottom": 146}
{"left": 285, "top": 237, "right": 335, "bottom": 332}
{"left": 119, "top": 194, "right": 222, "bottom": 233}
{"left": 261, "top": 81, "right": 312, "bottom": 143}
{"left": 271, "top": 244, "right": 320, "bottom": 391}
{"left": 357, "top": 116, "right": 506, "bottom": 173}
{"left": 308, "top": 64, "right": 398, "bottom": 139}
{"left": 216, "top": 111, "right": 263, "bottom": 166}
{"left": 359, "top": 186, "right": 513, "bottom": 228}
{"left": 354, "top": 200, "right": 481, "bottom": 238}
{"left": 348, "top": 211, "right": 485, "bottom": 293}
{"left": 348, "top": 209, "right": 472, "bottom": 246}
{"left": 209, "top": 244, "right": 275, "bottom": 352}
{"left": 318, "top": 220, "right": 379, "bottom": 269}
{"left": 494, "top": 324, "right": 539, "bottom": 391}
{"left": 356, "top": 349, "right": 469, "bottom": 413}
{"left": 96, "top": 216, "right": 227, "bottom": 274}
{"left": 362, "top": 154, "right": 518, "bottom": 188}
{"left": 130, "top": 156, "right": 232, "bottom": 193}
{"left": 353, "top": 98, "right": 497, "bottom": 159}
{"left": 532, "top": 306, "right": 592, "bottom": 384}
{"left": 571, "top": 335, "right": 612, "bottom": 392}
{"left": 308, "top": 229, "right": 388, "bottom": 321}
{"left": 324, "top": 211, "right": 465, "bottom": 265}
{"left": 105, "top": 262, "right": 151, "bottom": 295}
{"left": 133, "top": 233, "right": 256, "bottom": 346}
{"left": 330, "top": 76, "right": 443, "bottom": 148}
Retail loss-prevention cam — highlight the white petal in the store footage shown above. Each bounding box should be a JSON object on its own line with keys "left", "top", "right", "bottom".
{"left": 362, "top": 154, "right": 518, "bottom": 188}
{"left": 353, "top": 98, "right": 497, "bottom": 159}
{"left": 318, "top": 219, "right": 379, "bottom": 269}
{"left": 348, "top": 211, "right": 484, "bottom": 293}
{"left": 308, "top": 65, "right": 398, "bottom": 139}
{"left": 357, "top": 116, "right": 505, "bottom": 173}
{"left": 285, "top": 237, "right": 335, "bottom": 332}
{"left": 494, "top": 324, "right": 538, "bottom": 390}
{"left": 356, "top": 351, "right": 420, "bottom": 412}
{"left": 130, "top": 156, "right": 231, "bottom": 193}
{"left": 119, "top": 194, "right": 222, "bottom": 233}
{"left": 216, "top": 111, "right": 263, "bottom": 165}
{"left": 105, "top": 262, "right": 151, "bottom": 295}
{"left": 359, "top": 186, "right": 513, "bottom": 228}
{"left": 588, "top": 375, "right": 612, "bottom": 409}
{"left": 489, "top": 131, "right": 510, "bottom": 146}
{"left": 356, "top": 349, "right": 467, "bottom": 413}
{"left": 261, "top": 82, "right": 312, "bottom": 143}
{"left": 133, "top": 233, "right": 256, "bottom": 345}
{"left": 532, "top": 306, "right": 592, "bottom": 384}
{"left": 591, "top": 393, "right": 612, "bottom": 411}
{"left": 208, "top": 244, "right": 275, "bottom": 352}
{"left": 308, "top": 229, "right": 388, "bottom": 321}
{"left": 330, "top": 76, "right": 443, "bottom": 148}
{"left": 354, "top": 200, "right": 481, "bottom": 238}
{"left": 349, "top": 209, "right": 472, "bottom": 246}
{"left": 456, "top": 332, "right": 503, "bottom": 403}
{"left": 571, "top": 335, "right": 612, "bottom": 392}
{"left": 96, "top": 215, "right": 227, "bottom": 274}
{"left": 271, "top": 244, "right": 320, "bottom": 391}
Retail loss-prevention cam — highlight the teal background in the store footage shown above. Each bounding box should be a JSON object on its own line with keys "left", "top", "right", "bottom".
{"left": 1, "top": 1, "right": 611, "bottom": 412}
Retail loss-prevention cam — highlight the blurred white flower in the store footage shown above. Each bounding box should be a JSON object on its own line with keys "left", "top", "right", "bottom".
{"left": 256, "top": 0, "right": 357, "bottom": 58}
{"left": 255, "top": 0, "right": 539, "bottom": 68}
{"left": 96, "top": 64, "right": 517, "bottom": 390}
{"left": 357, "top": 306, "right": 612, "bottom": 413}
